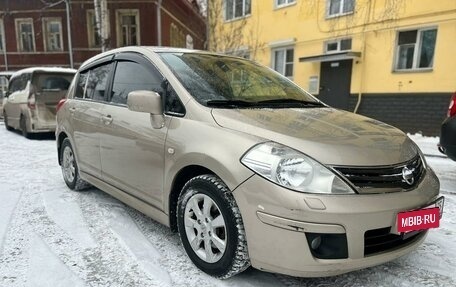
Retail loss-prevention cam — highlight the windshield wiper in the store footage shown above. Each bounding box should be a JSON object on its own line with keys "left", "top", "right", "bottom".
{"left": 206, "top": 99, "right": 256, "bottom": 108}
{"left": 256, "top": 98, "right": 325, "bottom": 107}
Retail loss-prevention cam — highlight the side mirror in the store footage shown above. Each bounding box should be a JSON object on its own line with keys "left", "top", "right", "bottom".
{"left": 127, "top": 90, "right": 164, "bottom": 129}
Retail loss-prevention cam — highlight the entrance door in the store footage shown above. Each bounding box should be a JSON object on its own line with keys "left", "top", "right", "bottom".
{"left": 319, "top": 60, "right": 353, "bottom": 110}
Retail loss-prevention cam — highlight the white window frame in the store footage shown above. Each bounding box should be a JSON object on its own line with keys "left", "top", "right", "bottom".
{"left": 274, "top": 0, "right": 296, "bottom": 9}
{"left": 116, "top": 9, "right": 140, "bottom": 47}
{"left": 326, "top": 0, "right": 355, "bottom": 18}
{"left": 15, "top": 18, "right": 36, "bottom": 52}
{"left": 42, "top": 17, "right": 63, "bottom": 52}
{"left": 393, "top": 27, "right": 437, "bottom": 72}
{"left": 272, "top": 46, "right": 294, "bottom": 79}
{"left": 324, "top": 38, "right": 352, "bottom": 54}
{"left": 87, "top": 10, "right": 101, "bottom": 48}
{"left": 224, "top": 0, "right": 251, "bottom": 22}
{"left": 0, "top": 20, "right": 5, "bottom": 51}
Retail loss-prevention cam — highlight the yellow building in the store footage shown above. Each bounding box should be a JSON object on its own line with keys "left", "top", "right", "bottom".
{"left": 210, "top": 0, "right": 456, "bottom": 135}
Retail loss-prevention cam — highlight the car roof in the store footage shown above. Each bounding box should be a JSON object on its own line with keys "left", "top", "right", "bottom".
{"left": 78, "top": 46, "right": 236, "bottom": 71}
{"left": 10, "top": 67, "right": 77, "bottom": 80}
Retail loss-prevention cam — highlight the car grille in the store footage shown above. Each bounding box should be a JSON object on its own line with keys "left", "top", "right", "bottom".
{"left": 364, "top": 227, "right": 425, "bottom": 256}
{"left": 333, "top": 154, "right": 425, "bottom": 193}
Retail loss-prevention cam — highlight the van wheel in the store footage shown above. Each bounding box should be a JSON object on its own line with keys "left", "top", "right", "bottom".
{"left": 61, "top": 138, "right": 90, "bottom": 191}
{"left": 20, "top": 115, "right": 30, "bottom": 138}
{"left": 177, "top": 174, "right": 250, "bottom": 279}
{"left": 4, "top": 113, "right": 13, "bottom": 131}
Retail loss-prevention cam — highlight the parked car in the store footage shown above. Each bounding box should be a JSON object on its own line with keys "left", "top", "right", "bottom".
{"left": 3, "top": 67, "right": 76, "bottom": 137}
{"left": 56, "top": 47, "right": 443, "bottom": 279}
{"left": 439, "top": 92, "right": 456, "bottom": 161}
{"left": 0, "top": 71, "right": 15, "bottom": 118}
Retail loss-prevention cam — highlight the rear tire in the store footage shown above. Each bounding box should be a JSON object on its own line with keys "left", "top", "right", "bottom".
{"left": 20, "top": 115, "right": 31, "bottom": 138}
{"left": 4, "top": 113, "right": 13, "bottom": 131}
{"left": 60, "top": 138, "right": 90, "bottom": 191}
{"left": 177, "top": 174, "right": 250, "bottom": 279}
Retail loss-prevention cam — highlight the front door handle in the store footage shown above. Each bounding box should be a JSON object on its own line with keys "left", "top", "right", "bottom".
{"left": 101, "top": 115, "right": 113, "bottom": 125}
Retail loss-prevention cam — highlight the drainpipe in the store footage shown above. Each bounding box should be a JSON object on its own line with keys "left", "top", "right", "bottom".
{"left": 65, "top": 0, "right": 74, "bottom": 68}
{"left": 2, "top": 17, "right": 8, "bottom": 71}
{"left": 157, "top": 0, "right": 162, "bottom": 46}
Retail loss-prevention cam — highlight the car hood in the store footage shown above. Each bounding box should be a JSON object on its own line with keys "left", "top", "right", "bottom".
{"left": 211, "top": 107, "right": 419, "bottom": 166}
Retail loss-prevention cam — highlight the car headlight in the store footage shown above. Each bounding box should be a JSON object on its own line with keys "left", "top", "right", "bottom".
{"left": 241, "top": 142, "right": 355, "bottom": 194}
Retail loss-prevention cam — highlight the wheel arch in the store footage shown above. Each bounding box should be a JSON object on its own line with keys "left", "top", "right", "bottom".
{"left": 57, "top": 131, "right": 68, "bottom": 165}
{"left": 168, "top": 165, "right": 214, "bottom": 232}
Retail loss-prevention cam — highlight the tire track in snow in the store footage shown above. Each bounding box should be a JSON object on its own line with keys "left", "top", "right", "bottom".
{"left": 27, "top": 233, "right": 86, "bottom": 287}
{"left": 78, "top": 189, "right": 164, "bottom": 287}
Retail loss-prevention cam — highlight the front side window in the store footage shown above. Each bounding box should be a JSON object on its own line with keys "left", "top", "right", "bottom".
{"left": 328, "top": 0, "right": 354, "bottom": 17}
{"left": 117, "top": 10, "right": 139, "bottom": 46}
{"left": 273, "top": 48, "right": 294, "bottom": 78}
{"left": 43, "top": 18, "right": 63, "bottom": 51}
{"left": 225, "top": 0, "right": 251, "bottom": 21}
{"left": 16, "top": 19, "right": 35, "bottom": 52}
{"left": 395, "top": 28, "right": 437, "bottom": 71}
{"left": 9, "top": 74, "right": 30, "bottom": 93}
{"left": 111, "top": 61, "right": 162, "bottom": 105}
{"left": 159, "top": 53, "right": 319, "bottom": 108}
{"left": 85, "top": 64, "right": 112, "bottom": 101}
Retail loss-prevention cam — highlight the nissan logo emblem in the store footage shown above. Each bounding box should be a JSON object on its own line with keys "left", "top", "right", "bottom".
{"left": 402, "top": 166, "right": 415, "bottom": 185}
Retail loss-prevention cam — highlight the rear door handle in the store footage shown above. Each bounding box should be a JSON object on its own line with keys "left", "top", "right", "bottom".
{"left": 69, "top": 107, "right": 76, "bottom": 114}
{"left": 101, "top": 115, "right": 113, "bottom": 125}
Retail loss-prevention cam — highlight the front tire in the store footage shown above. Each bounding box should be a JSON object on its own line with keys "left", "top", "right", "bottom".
{"left": 177, "top": 174, "right": 250, "bottom": 279}
{"left": 60, "top": 138, "right": 90, "bottom": 191}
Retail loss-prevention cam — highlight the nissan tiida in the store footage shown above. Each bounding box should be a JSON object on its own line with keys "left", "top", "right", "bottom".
{"left": 55, "top": 47, "right": 444, "bottom": 278}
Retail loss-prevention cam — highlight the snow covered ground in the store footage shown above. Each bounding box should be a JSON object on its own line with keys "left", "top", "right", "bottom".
{"left": 0, "top": 124, "right": 455, "bottom": 287}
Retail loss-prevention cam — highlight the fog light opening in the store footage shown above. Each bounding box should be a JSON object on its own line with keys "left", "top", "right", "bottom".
{"left": 310, "top": 236, "right": 321, "bottom": 250}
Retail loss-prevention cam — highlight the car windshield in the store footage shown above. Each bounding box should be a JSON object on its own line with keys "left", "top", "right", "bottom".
{"left": 159, "top": 52, "right": 323, "bottom": 108}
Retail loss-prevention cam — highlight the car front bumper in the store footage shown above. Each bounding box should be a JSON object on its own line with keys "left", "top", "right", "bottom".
{"left": 232, "top": 166, "right": 440, "bottom": 277}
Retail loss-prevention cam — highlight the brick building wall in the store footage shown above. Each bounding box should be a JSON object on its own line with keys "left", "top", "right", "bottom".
{"left": 0, "top": 0, "right": 206, "bottom": 70}
{"left": 348, "top": 94, "right": 452, "bottom": 136}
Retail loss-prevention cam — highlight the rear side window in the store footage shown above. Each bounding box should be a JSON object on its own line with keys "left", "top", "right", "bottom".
{"left": 111, "top": 61, "right": 162, "bottom": 105}
{"left": 75, "top": 71, "right": 89, "bottom": 99}
{"left": 84, "top": 63, "right": 112, "bottom": 102}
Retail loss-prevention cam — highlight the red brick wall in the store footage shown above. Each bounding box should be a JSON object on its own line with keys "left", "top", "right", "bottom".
{"left": 0, "top": 0, "right": 206, "bottom": 70}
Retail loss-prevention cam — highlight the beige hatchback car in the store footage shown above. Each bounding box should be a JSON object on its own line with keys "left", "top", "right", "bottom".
{"left": 3, "top": 67, "right": 75, "bottom": 137}
{"left": 56, "top": 47, "right": 443, "bottom": 279}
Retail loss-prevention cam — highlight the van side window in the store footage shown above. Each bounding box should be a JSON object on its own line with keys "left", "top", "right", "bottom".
{"left": 75, "top": 71, "right": 89, "bottom": 98}
{"left": 85, "top": 63, "right": 112, "bottom": 102}
{"left": 111, "top": 61, "right": 162, "bottom": 105}
{"left": 9, "top": 74, "right": 29, "bottom": 93}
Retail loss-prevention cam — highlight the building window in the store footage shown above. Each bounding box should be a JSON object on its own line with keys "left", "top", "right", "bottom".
{"left": 116, "top": 10, "right": 139, "bottom": 47}
{"left": 170, "top": 23, "right": 185, "bottom": 48}
{"left": 327, "top": 0, "right": 355, "bottom": 17}
{"left": 43, "top": 18, "right": 63, "bottom": 52}
{"left": 325, "top": 38, "right": 352, "bottom": 53}
{"left": 273, "top": 47, "right": 294, "bottom": 78}
{"left": 15, "top": 19, "right": 35, "bottom": 52}
{"left": 275, "top": 0, "right": 296, "bottom": 8}
{"left": 87, "top": 10, "right": 101, "bottom": 48}
{"left": 225, "top": 0, "right": 251, "bottom": 21}
{"left": 0, "top": 20, "right": 5, "bottom": 51}
{"left": 395, "top": 28, "right": 437, "bottom": 71}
